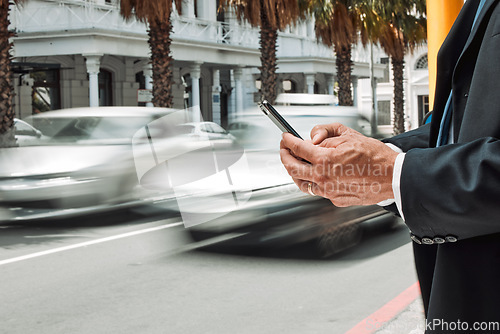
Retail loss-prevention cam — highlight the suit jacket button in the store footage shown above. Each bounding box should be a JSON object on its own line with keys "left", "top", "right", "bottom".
{"left": 445, "top": 235, "right": 458, "bottom": 243}
{"left": 433, "top": 237, "right": 446, "bottom": 244}
{"left": 410, "top": 234, "right": 422, "bottom": 244}
{"left": 464, "top": 93, "right": 469, "bottom": 98}
{"left": 422, "top": 237, "right": 434, "bottom": 245}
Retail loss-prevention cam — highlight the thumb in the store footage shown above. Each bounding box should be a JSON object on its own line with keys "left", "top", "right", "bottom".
{"left": 310, "top": 123, "right": 351, "bottom": 144}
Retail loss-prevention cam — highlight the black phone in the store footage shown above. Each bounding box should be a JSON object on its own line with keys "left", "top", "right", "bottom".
{"left": 258, "top": 100, "right": 303, "bottom": 140}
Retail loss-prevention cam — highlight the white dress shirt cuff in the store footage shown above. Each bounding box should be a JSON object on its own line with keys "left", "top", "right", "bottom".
{"left": 377, "top": 144, "right": 406, "bottom": 221}
{"left": 392, "top": 153, "right": 406, "bottom": 221}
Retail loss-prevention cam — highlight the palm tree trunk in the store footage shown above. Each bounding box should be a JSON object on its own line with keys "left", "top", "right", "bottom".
{"left": 149, "top": 16, "right": 174, "bottom": 108}
{"left": 259, "top": 0, "right": 278, "bottom": 103}
{"left": 335, "top": 43, "right": 353, "bottom": 106}
{"left": 0, "top": 0, "right": 16, "bottom": 147}
{"left": 392, "top": 57, "right": 405, "bottom": 135}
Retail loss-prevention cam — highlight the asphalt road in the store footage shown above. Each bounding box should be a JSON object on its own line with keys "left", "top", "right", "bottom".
{"left": 0, "top": 208, "right": 417, "bottom": 334}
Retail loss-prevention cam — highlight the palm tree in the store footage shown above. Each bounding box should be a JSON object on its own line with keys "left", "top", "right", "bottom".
{"left": 355, "top": 0, "right": 384, "bottom": 134}
{"left": 310, "top": 0, "right": 355, "bottom": 106}
{"left": 120, "top": 0, "right": 182, "bottom": 108}
{"left": 375, "top": 0, "right": 426, "bottom": 134}
{"left": 308, "top": 0, "right": 381, "bottom": 106}
{"left": 219, "top": 0, "right": 301, "bottom": 104}
{"left": 0, "top": 0, "right": 24, "bottom": 148}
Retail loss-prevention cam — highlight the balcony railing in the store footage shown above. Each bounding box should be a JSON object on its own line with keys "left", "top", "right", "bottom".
{"left": 10, "top": 0, "right": 262, "bottom": 48}
{"left": 10, "top": 0, "right": 335, "bottom": 59}
{"left": 11, "top": 0, "right": 144, "bottom": 34}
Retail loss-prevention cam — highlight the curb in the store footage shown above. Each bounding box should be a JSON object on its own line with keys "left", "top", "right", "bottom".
{"left": 345, "top": 282, "right": 423, "bottom": 334}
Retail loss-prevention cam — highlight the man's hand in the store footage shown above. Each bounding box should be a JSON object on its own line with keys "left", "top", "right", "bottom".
{"left": 279, "top": 123, "right": 399, "bottom": 207}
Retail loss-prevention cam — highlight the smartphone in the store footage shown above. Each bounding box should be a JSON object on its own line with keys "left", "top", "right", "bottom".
{"left": 258, "top": 100, "right": 303, "bottom": 140}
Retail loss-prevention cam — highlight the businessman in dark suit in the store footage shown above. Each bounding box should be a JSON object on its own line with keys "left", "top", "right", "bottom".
{"left": 280, "top": 0, "right": 500, "bottom": 331}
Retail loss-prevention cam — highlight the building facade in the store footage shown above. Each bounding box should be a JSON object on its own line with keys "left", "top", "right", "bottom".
{"left": 10, "top": 0, "right": 427, "bottom": 133}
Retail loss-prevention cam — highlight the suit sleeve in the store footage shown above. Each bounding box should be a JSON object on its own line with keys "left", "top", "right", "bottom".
{"left": 401, "top": 137, "right": 500, "bottom": 240}
{"left": 382, "top": 123, "right": 430, "bottom": 151}
{"left": 380, "top": 124, "right": 430, "bottom": 216}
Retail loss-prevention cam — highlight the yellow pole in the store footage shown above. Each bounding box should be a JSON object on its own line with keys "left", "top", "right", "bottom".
{"left": 427, "top": 0, "right": 463, "bottom": 107}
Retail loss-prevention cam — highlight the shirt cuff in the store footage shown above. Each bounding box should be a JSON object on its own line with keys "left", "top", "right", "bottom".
{"left": 392, "top": 153, "right": 406, "bottom": 221}
{"left": 377, "top": 144, "right": 406, "bottom": 221}
{"left": 385, "top": 143, "right": 403, "bottom": 154}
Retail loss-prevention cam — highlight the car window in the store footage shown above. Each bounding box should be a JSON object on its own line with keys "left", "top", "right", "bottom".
{"left": 200, "top": 124, "right": 212, "bottom": 133}
{"left": 14, "top": 121, "right": 37, "bottom": 136}
{"left": 90, "top": 117, "right": 152, "bottom": 140}
{"left": 172, "top": 124, "right": 195, "bottom": 135}
{"left": 26, "top": 117, "right": 74, "bottom": 137}
{"left": 210, "top": 123, "right": 227, "bottom": 134}
{"left": 51, "top": 118, "right": 100, "bottom": 141}
{"left": 25, "top": 116, "right": 153, "bottom": 143}
{"left": 228, "top": 122, "right": 249, "bottom": 131}
{"left": 229, "top": 114, "right": 362, "bottom": 150}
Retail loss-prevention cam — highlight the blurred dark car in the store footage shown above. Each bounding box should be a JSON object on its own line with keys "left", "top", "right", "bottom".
{"left": 0, "top": 107, "right": 214, "bottom": 222}
{"left": 185, "top": 95, "right": 394, "bottom": 257}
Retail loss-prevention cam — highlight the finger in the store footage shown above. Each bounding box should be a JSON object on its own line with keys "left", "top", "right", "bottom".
{"left": 280, "top": 137, "right": 311, "bottom": 149}
{"left": 316, "top": 136, "right": 348, "bottom": 149}
{"left": 280, "top": 139, "right": 302, "bottom": 160}
{"left": 280, "top": 148, "right": 314, "bottom": 182}
{"left": 293, "top": 178, "right": 326, "bottom": 198}
{"left": 293, "top": 177, "right": 308, "bottom": 194}
{"left": 310, "top": 123, "right": 352, "bottom": 144}
{"left": 282, "top": 133, "right": 324, "bottom": 163}
{"left": 330, "top": 194, "right": 362, "bottom": 207}
{"left": 280, "top": 139, "right": 286, "bottom": 150}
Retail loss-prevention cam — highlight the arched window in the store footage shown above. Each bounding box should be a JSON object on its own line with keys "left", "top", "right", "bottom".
{"left": 415, "top": 54, "right": 428, "bottom": 70}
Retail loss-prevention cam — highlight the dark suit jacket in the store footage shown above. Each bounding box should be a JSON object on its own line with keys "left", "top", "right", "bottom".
{"left": 385, "top": 0, "right": 500, "bottom": 331}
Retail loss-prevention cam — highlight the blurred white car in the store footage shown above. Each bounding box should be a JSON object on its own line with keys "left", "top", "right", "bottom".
{"left": 0, "top": 107, "right": 227, "bottom": 221}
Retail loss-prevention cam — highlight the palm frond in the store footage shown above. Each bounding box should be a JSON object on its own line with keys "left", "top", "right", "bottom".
{"left": 120, "top": 0, "right": 183, "bottom": 22}
{"left": 219, "top": 0, "right": 301, "bottom": 30}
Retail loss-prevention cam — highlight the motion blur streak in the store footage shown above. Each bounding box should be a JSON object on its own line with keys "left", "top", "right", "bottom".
{"left": 0, "top": 220, "right": 182, "bottom": 267}
{"left": 133, "top": 108, "right": 252, "bottom": 228}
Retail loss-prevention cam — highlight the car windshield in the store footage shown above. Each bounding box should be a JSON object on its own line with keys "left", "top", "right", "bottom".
{"left": 229, "top": 115, "right": 330, "bottom": 150}
{"left": 25, "top": 116, "right": 154, "bottom": 144}
{"left": 229, "top": 113, "right": 368, "bottom": 150}
{"left": 172, "top": 124, "right": 195, "bottom": 135}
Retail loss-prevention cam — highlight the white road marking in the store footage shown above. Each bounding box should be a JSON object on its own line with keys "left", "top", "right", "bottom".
{"left": 0, "top": 220, "right": 183, "bottom": 267}
{"left": 24, "top": 234, "right": 91, "bottom": 239}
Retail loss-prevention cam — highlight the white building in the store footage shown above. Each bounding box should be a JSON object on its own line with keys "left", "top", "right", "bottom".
{"left": 10, "top": 0, "right": 428, "bottom": 134}
{"left": 358, "top": 48, "right": 430, "bottom": 133}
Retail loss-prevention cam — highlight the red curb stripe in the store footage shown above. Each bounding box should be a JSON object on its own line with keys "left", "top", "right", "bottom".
{"left": 344, "top": 282, "right": 421, "bottom": 334}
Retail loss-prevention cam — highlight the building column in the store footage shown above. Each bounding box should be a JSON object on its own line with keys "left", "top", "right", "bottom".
{"left": 307, "top": 17, "right": 315, "bottom": 38}
{"left": 212, "top": 69, "right": 222, "bottom": 125}
{"left": 84, "top": 54, "right": 102, "bottom": 107}
{"left": 233, "top": 67, "right": 244, "bottom": 115}
{"left": 326, "top": 74, "right": 335, "bottom": 97}
{"left": 352, "top": 76, "right": 359, "bottom": 107}
{"left": 143, "top": 64, "right": 153, "bottom": 107}
{"left": 305, "top": 73, "right": 315, "bottom": 94}
{"left": 190, "top": 62, "right": 202, "bottom": 122}
{"left": 197, "top": 0, "right": 216, "bottom": 21}
{"left": 182, "top": 0, "right": 195, "bottom": 18}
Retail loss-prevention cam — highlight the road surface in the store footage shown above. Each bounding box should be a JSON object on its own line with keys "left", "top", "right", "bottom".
{"left": 0, "top": 209, "right": 418, "bottom": 334}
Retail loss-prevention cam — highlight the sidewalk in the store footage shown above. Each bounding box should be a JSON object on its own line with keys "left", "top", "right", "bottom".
{"left": 374, "top": 299, "right": 425, "bottom": 334}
